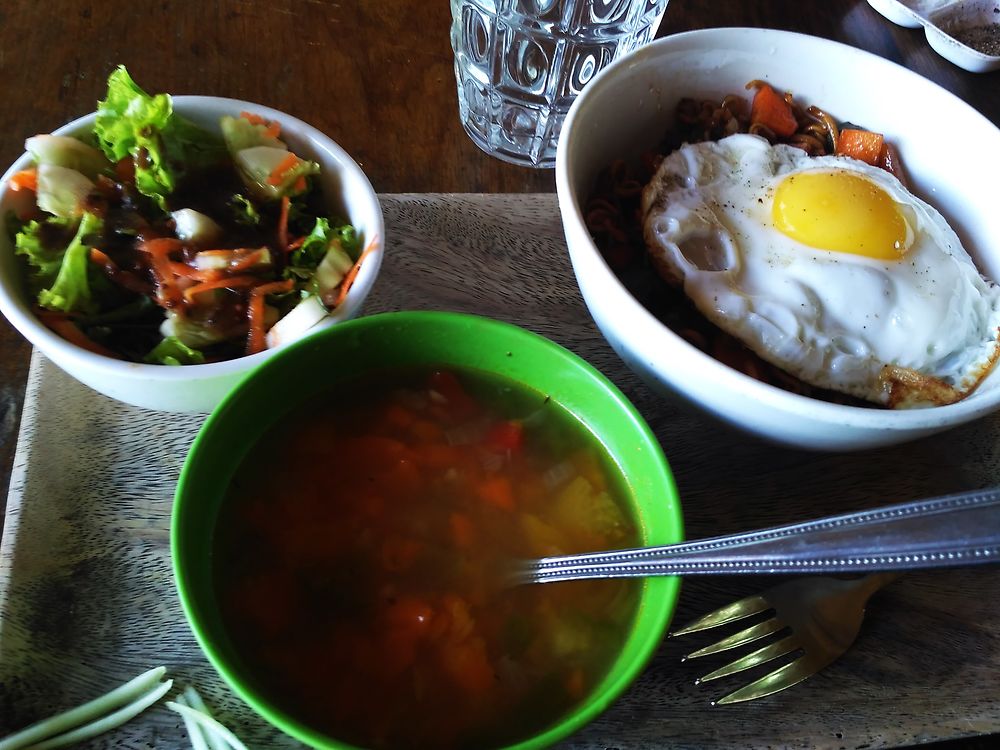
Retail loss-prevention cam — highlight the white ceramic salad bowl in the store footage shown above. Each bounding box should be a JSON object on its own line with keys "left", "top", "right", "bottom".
{"left": 0, "top": 94, "right": 384, "bottom": 413}
{"left": 556, "top": 27, "right": 1000, "bottom": 451}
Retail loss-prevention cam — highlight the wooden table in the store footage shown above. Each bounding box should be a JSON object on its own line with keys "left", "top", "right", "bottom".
{"left": 1, "top": 1, "right": 998, "bottom": 748}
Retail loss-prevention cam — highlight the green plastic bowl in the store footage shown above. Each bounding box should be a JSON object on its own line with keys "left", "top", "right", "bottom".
{"left": 172, "top": 310, "right": 684, "bottom": 749}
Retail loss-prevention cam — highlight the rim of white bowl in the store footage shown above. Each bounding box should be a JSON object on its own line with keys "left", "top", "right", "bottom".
{"left": 556, "top": 26, "right": 1000, "bottom": 433}
{"left": 0, "top": 95, "right": 384, "bottom": 383}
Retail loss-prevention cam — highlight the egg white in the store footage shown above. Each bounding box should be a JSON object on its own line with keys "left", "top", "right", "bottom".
{"left": 641, "top": 133, "right": 1000, "bottom": 406}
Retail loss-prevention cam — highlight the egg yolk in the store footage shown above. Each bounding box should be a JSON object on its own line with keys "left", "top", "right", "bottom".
{"left": 772, "top": 170, "right": 910, "bottom": 260}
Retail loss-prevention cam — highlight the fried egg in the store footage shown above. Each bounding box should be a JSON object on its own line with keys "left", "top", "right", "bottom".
{"left": 641, "top": 133, "right": 1000, "bottom": 407}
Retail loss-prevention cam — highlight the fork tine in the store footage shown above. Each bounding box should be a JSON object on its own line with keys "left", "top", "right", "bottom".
{"left": 682, "top": 616, "right": 786, "bottom": 660}
{"left": 669, "top": 595, "right": 770, "bottom": 637}
{"left": 713, "top": 655, "right": 817, "bottom": 705}
{"left": 695, "top": 634, "right": 801, "bottom": 683}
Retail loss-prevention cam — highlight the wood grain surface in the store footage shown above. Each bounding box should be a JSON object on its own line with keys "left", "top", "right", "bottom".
{"left": 0, "top": 1, "right": 999, "bottom": 748}
{"left": 2, "top": 195, "right": 999, "bottom": 750}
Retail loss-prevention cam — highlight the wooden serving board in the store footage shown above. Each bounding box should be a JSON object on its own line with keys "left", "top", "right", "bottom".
{"left": 1, "top": 194, "right": 998, "bottom": 749}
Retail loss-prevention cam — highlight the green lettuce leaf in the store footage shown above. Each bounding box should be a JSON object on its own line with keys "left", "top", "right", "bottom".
{"left": 228, "top": 193, "right": 261, "bottom": 226}
{"left": 287, "top": 217, "right": 332, "bottom": 270}
{"left": 144, "top": 336, "right": 206, "bottom": 366}
{"left": 93, "top": 66, "right": 224, "bottom": 210}
{"left": 14, "top": 216, "right": 77, "bottom": 293}
{"left": 35, "top": 212, "right": 104, "bottom": 314}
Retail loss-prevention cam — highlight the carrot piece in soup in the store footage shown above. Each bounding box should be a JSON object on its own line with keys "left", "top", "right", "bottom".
{"left": 338, "top": 435, "right": 412, "bottom": 473}
{"left": 386, "top": 596, "right": 435, "bottom": 634}
{"left": 439, "top": 636, "right": 495, "bottom": 695}
{"left": 380, "top": 535, "right": 423, "bottom": 572}
{"left": 449, "top": 512, "right": 475, "bottom": 548}
{"left": 836, "top": 128, "right": 885, "bottom": 166}
{"left": 428, "top": 369, "right": 478, "bottom": 419}
{"left": 750, "top": 83, "right": 798, "bottom": 138}
{"left": 409, "top": 418, "right": 444, "bottom": 442}
{"left": 415, "top": 442, "right": 462, "bottom": 470}
{"left": 484, "top": 420, "right": 524, "bottom": 453}
{"left": 566, "top": 666, "right": 586, "bottom": 700}
{"left": 381, "top": 402, "right": 417, "bottom": 431}
{"left": 478, "top": 475, "right": 515, "bottom": 511}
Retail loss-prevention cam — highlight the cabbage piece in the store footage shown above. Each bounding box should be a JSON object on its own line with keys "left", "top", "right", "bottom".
{"left": 220, "top": 114, "right": 285, "bottom": 152}
{"left": 25, "top": 134, "right": 111, "bottom": 179}
{"left": 144, "top": 336, "right": 206, "bottom": 366}
{"left": 93, "top": 66, "right": 224, "bottom": 210}
{"left": 265, "top": 295, "right": 328, "bottom": 349}
{"left": 35, "top": 212, "right": 104, "bottom": 314}
{"left": 171, "top": 208, "right": 223, "bottom": 245}
{"left": 233, "top": 146, "right": 319, "bottom": 201}
{"left": 313, "top": 243, "right": 354, "bottom": 297}
{"left": 35, "top": 164, "right": 95, "bottom": 219}
{"left": 160, "top": 309, "right": 234, "bottom": 349}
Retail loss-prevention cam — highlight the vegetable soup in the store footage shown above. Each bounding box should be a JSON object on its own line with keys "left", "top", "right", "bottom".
{"left": 212, "top": 365, "right": 642, "bottom": 749}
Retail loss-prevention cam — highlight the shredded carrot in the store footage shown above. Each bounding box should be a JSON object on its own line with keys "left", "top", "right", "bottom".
{"left": 267, "top": 152, "right": 300, "bottom": 186}
{"left": 138, "top": 238, "right": 186, "bottom": 308}
{"left": 37, "top": 311, "right": 118, "bottom": 358}
{"left": 245, "top": 278, "right": 295, "bottom": 354}
{"left": 286, "top": 236, "right": 306, "bottom": 252}
{"left": 240, "top": 110, "right": 281, "bottom": 138}
{"left": 240, "top": 111, "right": 267, "bottom": 126}
{"left": 168, "top": 261, "right": 224, "bottom": 282}
{"left": 183, "top": 274, "right": 259, "bottom": 303}
{"left": 332, "top": 236, "right": 380, "bottom": 308}
{"left": 229, "top": 247, "right": 270, "bottom": 272}
{"left": 9, "top": 169, "right": 37, "bottom": 192}
{"left": 251, "top": 279, "right": 295, "bottom": 297}
{"left": 89, "top": 247, "right": 116, "bottom": 270}
{"left": 293, "top": 175, "right": 307, "bottom": 193}
{"left": 247, "top": 294, "right": 267, "bottom": 355}
{"left": 478, "top": 476, "right": 515, "bottom": 511}
{"left": 439, "top": 636, "right": 494, "bottom": 694}
{"left": 278, "top": 195, "right": 290, "bottom": 251}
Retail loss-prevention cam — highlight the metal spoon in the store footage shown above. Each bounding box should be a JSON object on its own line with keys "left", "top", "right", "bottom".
{"left": 515, "top": 487, "right": 1000, "bottom": 585}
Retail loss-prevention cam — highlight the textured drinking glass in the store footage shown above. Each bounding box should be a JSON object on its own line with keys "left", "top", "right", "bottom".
{"left": 450, "top": 0, "right": 669, "bottom": 168}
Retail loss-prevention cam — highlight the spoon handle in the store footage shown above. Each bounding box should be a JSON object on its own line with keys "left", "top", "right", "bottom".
{"left": 524, "top": 487, "right": 1000, "bottom": 584}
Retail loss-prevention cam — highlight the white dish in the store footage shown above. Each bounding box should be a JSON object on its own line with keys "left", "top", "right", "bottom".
{"left": 0, "top": 96, "right": 384, "bottom": 413}
{"left": 867, "top": 0, "right": 1000, "bottom": 72}
{"left": 556, "top": 27, "right": 1000, "bottom": 451}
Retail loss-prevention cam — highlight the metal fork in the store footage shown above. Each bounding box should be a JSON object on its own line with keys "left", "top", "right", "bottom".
{"left": 514, "top": 487, "right": 1000, "bottom": 702}
{"left": 669, "top": 572, "right": 899, "bottom": 704}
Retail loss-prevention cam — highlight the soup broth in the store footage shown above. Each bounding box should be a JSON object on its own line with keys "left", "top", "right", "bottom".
{"left": 213, "top": 365, "right": 642, "bottom": 749}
